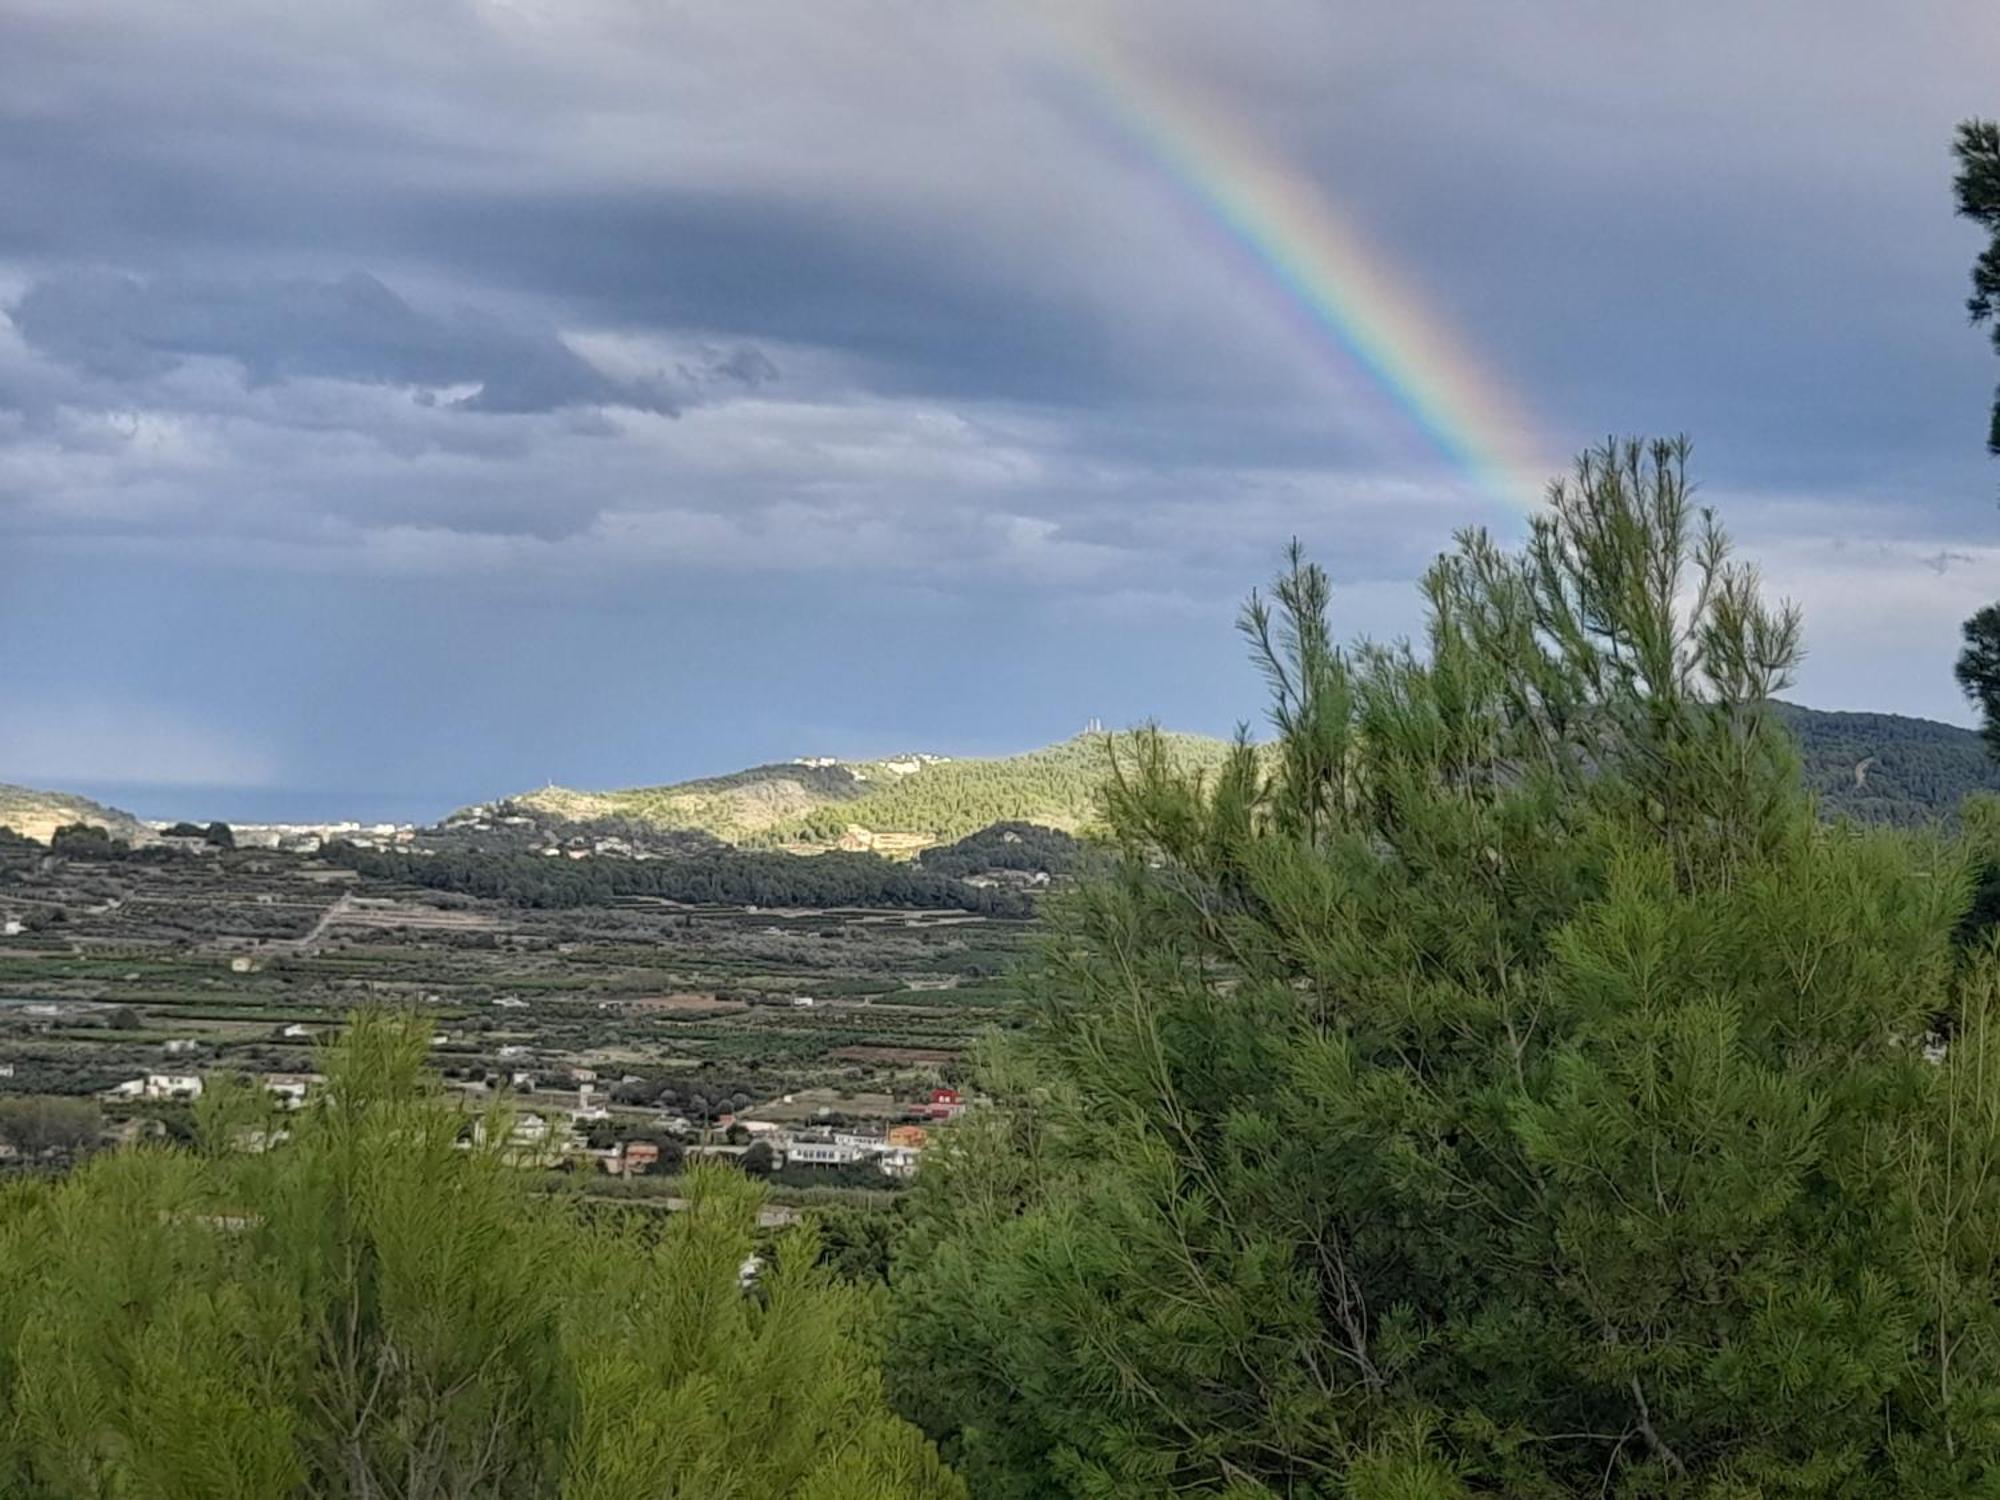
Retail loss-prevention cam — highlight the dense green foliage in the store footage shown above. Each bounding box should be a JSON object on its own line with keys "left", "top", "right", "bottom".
{"left": 915, "top": 822, "right": 1082, "bottom": 879}
{"left": 891, "top": 439, "right": 2000, "bottom": 1498}
{"left": 0, "top": 1094, "right": 101, "bottom": 1158}
{"left": 1956, "top": 604, "right": 2000, "bottom": 764}
{"left": 1772, "top": 699, "right": 2000, "bottom": 824}
{"left": 1955, "top": 118, "right": 2000, "bottom": 454}
{"left": 320, "top": 842, "right": 1035, "bottom": 915}
{"left": 0, "top": 1013, "right": 962, "bottom": 1499}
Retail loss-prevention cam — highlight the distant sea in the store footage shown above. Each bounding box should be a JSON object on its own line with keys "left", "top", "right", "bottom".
{"left": 56, "top": 783, "right": 453, "bottom": 828}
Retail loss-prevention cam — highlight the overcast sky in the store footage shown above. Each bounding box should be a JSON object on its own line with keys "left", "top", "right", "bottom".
{"left": 3, "top": 0, "right": 1998, "bottom": 821}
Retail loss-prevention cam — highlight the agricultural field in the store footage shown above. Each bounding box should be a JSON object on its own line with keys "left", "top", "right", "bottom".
{"left": 0, "top": 838, "right": 1034, "bottom": 1153}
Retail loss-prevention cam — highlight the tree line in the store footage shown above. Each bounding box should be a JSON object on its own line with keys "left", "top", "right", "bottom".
{"left": 320, "top": 842, "right": 1036, "bottom": 915}
{"left": 913, "top": 821, "right": 1081, "bottom": 879}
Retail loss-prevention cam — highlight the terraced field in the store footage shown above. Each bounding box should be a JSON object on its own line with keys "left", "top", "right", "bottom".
{"left": 0, "top": 842, "right": 1032, "bottom": 1120}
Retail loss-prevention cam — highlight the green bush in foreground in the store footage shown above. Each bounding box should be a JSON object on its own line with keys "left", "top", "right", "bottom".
{"left": 892, "top": 439, "right": 2000, "bottom": 1497}
{"left": 0, "top": 1014, "right": 961, "bottom": 1500}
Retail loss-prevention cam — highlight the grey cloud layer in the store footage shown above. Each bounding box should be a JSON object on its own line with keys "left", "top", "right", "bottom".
{"left": 9, "top": 270, "right": 775, "bottom": 415}
{"left": 1, "top": 0, "right": 1997, "bottom": 803}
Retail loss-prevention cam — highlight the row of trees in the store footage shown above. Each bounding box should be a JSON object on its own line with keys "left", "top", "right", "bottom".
{"left": 914, "top": 822, "right": 1082, "bottom": 880}
{"left": 321, "top": 842, "right": 1036, "bottom": 915}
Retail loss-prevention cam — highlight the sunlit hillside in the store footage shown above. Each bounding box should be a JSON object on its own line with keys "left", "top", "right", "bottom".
{"left": 507, "top": 732, "right": 1239, "bottom": 850}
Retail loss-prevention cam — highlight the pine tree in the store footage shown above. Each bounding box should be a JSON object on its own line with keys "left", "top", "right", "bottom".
{"left": 0, "top": 1013, "right": 962, "bottom": 1500}
{"left": 891, "top": 439, "right": 2000, "bottom": 1498}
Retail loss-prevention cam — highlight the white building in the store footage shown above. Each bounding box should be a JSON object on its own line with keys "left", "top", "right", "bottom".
{"left": 281, "top": 1023, "right": 313, "bottom": 1039}
{"left": 109, "top": 1073, "right": 204, "bottom": 1101}
{"left": 784, "top": 1138, "right": 868, "bottom": 1167}
{"left": 263, "top": 1074, "right": 319, "bottom": 1110}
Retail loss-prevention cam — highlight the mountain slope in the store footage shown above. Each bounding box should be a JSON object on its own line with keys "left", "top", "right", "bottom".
{"left": 0, "top": 784, "right": 146, "bottom": 845}
{"left": 1771, "top": 702, "right": 2000, "bottom": 826}
{"left": 502, "top": 707, "right": 2000, "bottom": 851}
{"left": 507, "top": 733, "right": 1237, "bottom": 850}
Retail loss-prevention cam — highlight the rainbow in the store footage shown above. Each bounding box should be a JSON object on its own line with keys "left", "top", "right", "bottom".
{"left": 1040, "top": 18, "right": 1551, "bottom": 512}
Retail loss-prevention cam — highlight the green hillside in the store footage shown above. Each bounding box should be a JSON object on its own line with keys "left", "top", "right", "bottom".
{"left": 505, "top": 706, "right": 2000, "bottom": 852}
{"left": 0, "top": 784, "right": 144, "bottom": 845}
{"left": 1772, "top": 701, "right": 2000, "bottom": 825}
{"left": 511, "top": 732, "right": 1237, "bottom": 850}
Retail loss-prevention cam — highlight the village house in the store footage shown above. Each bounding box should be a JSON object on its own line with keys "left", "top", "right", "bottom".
{"left": 784, "top": 1136, "right": 868, "bottom": 1168}
{"left": 262, "top": 1073, "right": 320, "bottom": 1110}
{"left": 923, "top": 1087, "right": 966, "bottom": 1121}
{"left": 108, "top": 1073, "right": 204, "bottom": 1101}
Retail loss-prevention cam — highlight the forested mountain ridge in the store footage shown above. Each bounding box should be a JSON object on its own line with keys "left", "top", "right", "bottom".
{"left": 1771, "top": 700, "right": 2000, "bottom": 824}
{"left": 496, "top": 708, "right": 2000, "bottom": 850}
{"left": 500, "top": 732, "right": 1237, "bottom": 850}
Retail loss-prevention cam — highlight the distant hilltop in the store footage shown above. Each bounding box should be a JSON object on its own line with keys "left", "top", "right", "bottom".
{"left": 8, "top": 704, "right": 2000, "bottom": 854}
{"left": 489, "top": 732, "right": 1235, "bottom": 853}
{"left": 0, "top": 784, "right": 145, "bottom": 846}
{"left": 484, "top": 705, "right": 2000, "bottom": 853}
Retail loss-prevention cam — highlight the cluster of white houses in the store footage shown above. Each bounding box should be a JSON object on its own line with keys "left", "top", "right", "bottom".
{"left": 98, "top": 1068, "right": 966, "bottom": 1180}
